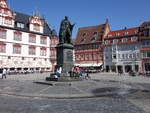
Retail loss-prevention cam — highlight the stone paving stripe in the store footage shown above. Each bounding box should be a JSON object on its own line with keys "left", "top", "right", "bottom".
{"left": 37, "top": 86, "right": 52, "bottom": 94}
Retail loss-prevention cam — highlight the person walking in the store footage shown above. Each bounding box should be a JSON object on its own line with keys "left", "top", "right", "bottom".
{"left": 2, "top": 68, "right": 7, "bottom": 79}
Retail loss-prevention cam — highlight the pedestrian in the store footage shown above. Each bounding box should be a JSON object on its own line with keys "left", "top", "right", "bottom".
{"left": 85, "top": 72, "right": 90, "bottom": 80}
{"left": 2, "top": 68, "right": 7, "bottom": 79}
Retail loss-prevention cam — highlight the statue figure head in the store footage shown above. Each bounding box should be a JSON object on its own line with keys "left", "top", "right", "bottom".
{"left": 65, "top": 16, "right": 68, "bottom": 20}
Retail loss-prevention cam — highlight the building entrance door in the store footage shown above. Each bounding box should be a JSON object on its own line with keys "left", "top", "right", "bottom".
{"left": 117, "top": 65, "right": 123, "bottom": 73}
{"left": 125, "top": 65, "right": 132, "bottom": 73}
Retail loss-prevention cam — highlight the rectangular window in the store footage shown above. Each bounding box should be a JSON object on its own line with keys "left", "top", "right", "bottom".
{"left": 13, "top": 45, "right": 21, "bottom": 54}
{"left": 0, "top": 29, "right": 6, "bottom": 39}
{"left": 143, "top": 30, "right": 149, "bottom": 37}
{"left": 40, "top": 48, "right": 47, "bottom": 56}
{"left": 131, "top": 36, "right": 138, "bottom": 41}
{"left": 126, "top": 54, "right": 128, "bottom": 59}
{"left": 133, "top": 53, "right": 136, "bottom": 58}
{"left": 113, "top": 39, "right": 118, "bottom": 44}
{"left": 129, "top": 54, "right": 132, "bottom": 59}
{"left": 14, "top": 32, "right": 22, "bottom": 41}
{"left": 0, "top": 43, "right": 6, "bottom": 53}
{"left": 113, "top": 54, "right": 116, "bottom": 59}
{"left": 40, "top": 36, "right": 47, "bottom": 44}
{"left": 89, "top": 54, "right": 93, "bottom": 60}
{"left": 122, "top": 54, "right": 125, "bottom": 59}
{"left": 122, "top": 38, "right": 128, "bottom": 43}
{"left": 29, "top": 34, "right": 36, "bottom": 43}
{"left": 105, "top": 40, "right": 109, "bottom": 44}
{"left": 118, "top": 54, "right": 120, "bottom": 59}
{"left": 142, "top": 52, "right": 147, "bottom": 58}
{"left": 29, "top": 46, "right": 36, "bottom": 55}
{"left": 136, "top": 53, "right": 140, "bottom": 58}
{"left": 17, "top": 23, "right": 24, "bottom": 28}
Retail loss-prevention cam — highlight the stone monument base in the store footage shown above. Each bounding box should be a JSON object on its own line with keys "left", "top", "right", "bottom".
{"left": 46, "top": 75, "right": 83, "bottom": 82}
{"left": 58, "top": 76, "right": 83, "bottom": 82}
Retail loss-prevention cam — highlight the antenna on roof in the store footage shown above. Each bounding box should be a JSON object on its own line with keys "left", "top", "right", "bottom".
{"left": 105, "top": 18, "right": 109, "bottom": 24}
{"left": 33, "top": 8, "right": 41, "bottom": 17}
{"left": 42, "top": 14, "right": 45, "bottom": 20}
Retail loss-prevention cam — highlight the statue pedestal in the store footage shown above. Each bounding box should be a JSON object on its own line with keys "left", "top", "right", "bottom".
{"left": 56, "top": 43, "right": 74, "bottom": 78}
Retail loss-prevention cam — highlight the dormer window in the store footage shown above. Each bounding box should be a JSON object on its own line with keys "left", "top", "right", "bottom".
{"left": 4, "top": 17, "right": 12, "bottom": 25}
{"left": 80, "top": 39, "right": 85, "bottom": 43}
{"left": 33, "top": 24, "right": 40, "bottom": 31}
{"left": 0, "top": 0, "right": 8, "bottom": 9}
{"left": 29, "top": 16, "right": 43, "bottom": 33}
{"left": 116, "top": 33, "right": 120, "bottom": 36}
{"left": 91, "top": 32, "right": 97, "bottom": 42}
{"left": 82, "top": 33, "right": 86, "bottom": 37}
{"left": 135, "top": 30, "right": 138, "bottom": 34}
{"left": 108, "top": 34, "right": 112, "bottom": 38}
{"left": 17, "top": 22, "right": 24, "bottom": 29}
{"left": 125, "top": 32, "right": 129, "bottom": 35}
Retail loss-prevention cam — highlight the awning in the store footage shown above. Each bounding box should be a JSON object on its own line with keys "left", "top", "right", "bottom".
{"left": 74, "top": 63, "right": 103, "bottom": 67}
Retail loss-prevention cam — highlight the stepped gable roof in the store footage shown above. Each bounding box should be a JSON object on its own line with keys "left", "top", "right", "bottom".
{"left": 106, "top": 27, "right": 138, "bottom": 39}
{"left": 75, "top": 24, "right": 105, "bottom": 45}
{"left": 14, "top": 12, "right": 52, "bottom": 36}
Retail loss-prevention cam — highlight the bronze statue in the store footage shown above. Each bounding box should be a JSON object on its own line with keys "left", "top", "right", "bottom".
{"left": 59, "top": 16, "right": 75, "bottom": 44}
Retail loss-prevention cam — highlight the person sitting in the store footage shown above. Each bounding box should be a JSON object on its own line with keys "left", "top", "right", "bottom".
{"left": 50, "top": 66, "right": 62, "bottom": 78}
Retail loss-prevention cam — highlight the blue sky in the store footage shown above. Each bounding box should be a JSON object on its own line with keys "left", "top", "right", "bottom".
{"left": 9, "top": 0, "right": 150, "bottom": 38}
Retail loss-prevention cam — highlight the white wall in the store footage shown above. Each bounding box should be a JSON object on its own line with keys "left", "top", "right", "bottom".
{"left": 0, "top": 28, "right": 51, "bottom": 69}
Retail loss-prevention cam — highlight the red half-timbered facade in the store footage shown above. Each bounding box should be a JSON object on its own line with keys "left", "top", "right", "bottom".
{"left": 74, "top": 20, "right": 110, "bottom": 71}
{"left": 139, "top": 22, "right": 150, "bottom": 74}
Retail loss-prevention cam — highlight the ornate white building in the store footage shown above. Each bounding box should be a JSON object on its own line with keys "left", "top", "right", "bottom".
{"left": 0, "top": 0, "right": 52, "bottom": 73}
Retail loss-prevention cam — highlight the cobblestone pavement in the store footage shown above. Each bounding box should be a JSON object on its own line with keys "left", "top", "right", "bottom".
{"left": 0, "top": 72, "right": 150, "bottom": 113}
{"left": 0, "top": 95, "right": 147, "bottom": 113}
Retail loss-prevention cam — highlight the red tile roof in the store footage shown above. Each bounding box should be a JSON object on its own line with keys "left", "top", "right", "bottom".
{"left": 105, "top": 27, "right": 138, "bottom": 39}
{"left": 75, "top": 24, "right": 106, "bottom": 45}
{"left": 140, "top": 47, "right": 150, "bottom": 51}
